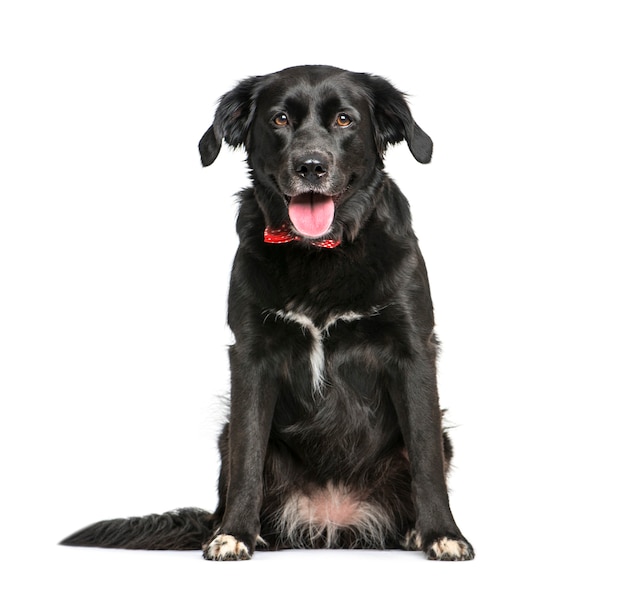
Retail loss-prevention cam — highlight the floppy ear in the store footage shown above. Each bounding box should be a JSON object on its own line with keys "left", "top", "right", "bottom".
{"left": 361, "top": 74, "right": 433, "bottom": 164}
{"left": 198, "top": 76, "right": 261, "bottom": 167}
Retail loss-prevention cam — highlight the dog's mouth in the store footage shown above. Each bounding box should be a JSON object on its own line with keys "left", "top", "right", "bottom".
{"left": 286, "top": 192, "right": 337, "bottom": 238}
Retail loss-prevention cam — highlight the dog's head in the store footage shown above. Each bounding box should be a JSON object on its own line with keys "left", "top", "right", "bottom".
{"left": 199, "top": 65, "right": 432, "bottom": 245}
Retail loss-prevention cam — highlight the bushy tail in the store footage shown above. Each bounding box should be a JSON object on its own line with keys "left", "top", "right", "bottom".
{"left": 59, "top": 507, "right": 215, "bottom": 550}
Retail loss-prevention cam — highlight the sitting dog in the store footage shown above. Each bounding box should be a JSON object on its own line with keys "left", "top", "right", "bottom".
{"left": 61, "top": 65, "right": 474, "bottom": 561}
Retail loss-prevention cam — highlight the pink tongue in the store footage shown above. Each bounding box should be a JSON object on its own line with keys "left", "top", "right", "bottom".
{"left": 288, "top": 193, "right": 335, "bottom": 237}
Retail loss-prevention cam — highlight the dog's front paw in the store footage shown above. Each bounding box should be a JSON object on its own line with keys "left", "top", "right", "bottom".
{"left": 202, "top": 534, "right": 251, "bottom": 561}
{"left": 425, "top": 536, "right": 475, "bottom": 561}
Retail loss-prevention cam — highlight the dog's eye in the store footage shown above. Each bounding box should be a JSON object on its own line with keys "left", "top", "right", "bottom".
{"left": 336, "top": 113, "right": 352, "bottom": 127}
{"left": 273, "top": 113, "right": 289, "bottom": 127}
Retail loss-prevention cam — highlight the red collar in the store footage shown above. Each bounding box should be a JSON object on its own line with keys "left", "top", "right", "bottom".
{"left": 264, "top": 223, "right": 341, "bottom": 249}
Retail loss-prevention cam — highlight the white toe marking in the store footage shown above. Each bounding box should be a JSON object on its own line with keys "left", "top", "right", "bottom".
{"left": 401, "top": 529, "right": 423, "bottom": 551}
{"left": 428, "top": 536, "right": 472, "bottom": 560}
{"left": 204, "top": 534, "right": 251, "bottom": 561}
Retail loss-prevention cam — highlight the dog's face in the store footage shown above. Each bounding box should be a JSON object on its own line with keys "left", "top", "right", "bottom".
{"left": 199, "top": 65, "right": 433, "bottom": 244}
{"left": 247, "top": 70, "right": 379, "bottom": 240}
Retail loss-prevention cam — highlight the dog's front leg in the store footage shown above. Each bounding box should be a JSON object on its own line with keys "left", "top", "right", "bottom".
{"left": 202, "top": 345, "right": 278, "bottom": 561}
{"left": 390, "top": 354, "right": 475, "bottom": 561}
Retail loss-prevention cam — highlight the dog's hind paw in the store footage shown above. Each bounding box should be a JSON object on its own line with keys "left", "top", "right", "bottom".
{"left": 401, "top": 529, "right": 424, "bottom": 551}
{"left": 202, "top": 534, "right": 251, "bottom": 561}
{"left": 426, "top": 536, "right": 475, "bottom": 561}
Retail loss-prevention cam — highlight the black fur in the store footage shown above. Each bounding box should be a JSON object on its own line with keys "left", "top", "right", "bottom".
{"left": 60, "top": 508, "right": 214, "bottom": 550}
{"left": 61, "top": 65, "right": 474, "bottom": 561}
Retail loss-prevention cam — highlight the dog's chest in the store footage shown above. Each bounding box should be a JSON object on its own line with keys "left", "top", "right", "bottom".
{"left": 268, "top": 305, "right": 403, "bottom": 473}
{"left": 272, "top": 308, "right": 369, "bottom": 394}
{"left": 268, "top": 305, "right": 392, "bottom": 399}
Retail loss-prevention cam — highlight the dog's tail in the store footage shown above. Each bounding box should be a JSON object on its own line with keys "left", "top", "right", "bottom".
{"left": 59, "top": 507, "right": 215, "bottom": 550}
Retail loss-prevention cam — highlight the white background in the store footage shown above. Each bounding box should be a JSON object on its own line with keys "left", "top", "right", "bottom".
{"left": 2, "top": 0, "right": 625, "bottom": 589}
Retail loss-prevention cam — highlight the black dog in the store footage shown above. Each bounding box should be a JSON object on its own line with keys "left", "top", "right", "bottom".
{"left": 61, "top": 65, "right": 474, "bottom": 561}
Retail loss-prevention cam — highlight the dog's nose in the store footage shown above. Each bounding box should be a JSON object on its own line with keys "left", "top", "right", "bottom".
{"left": 295, "top": 155, "right": 328, "bottom": 182}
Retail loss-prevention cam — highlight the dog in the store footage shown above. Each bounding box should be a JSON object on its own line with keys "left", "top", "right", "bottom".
{"left": 61, "top": 65, "right": 474, "bottom": 561}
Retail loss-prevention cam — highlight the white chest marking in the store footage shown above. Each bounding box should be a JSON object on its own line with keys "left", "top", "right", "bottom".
{"left": 269, "top": 309, "right": 369, "bottom": 394}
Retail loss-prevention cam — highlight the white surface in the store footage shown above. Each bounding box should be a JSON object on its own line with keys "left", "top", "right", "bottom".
{"left": 2, "top": 1, "right": 624, "bottom": 590}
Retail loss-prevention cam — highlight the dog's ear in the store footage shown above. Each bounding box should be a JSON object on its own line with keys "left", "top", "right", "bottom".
{"left": 361, "top": 74, "right": 433, "bottom": 164}
{"left": 198, "top": 76, "right": 261, "bottom": 167}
